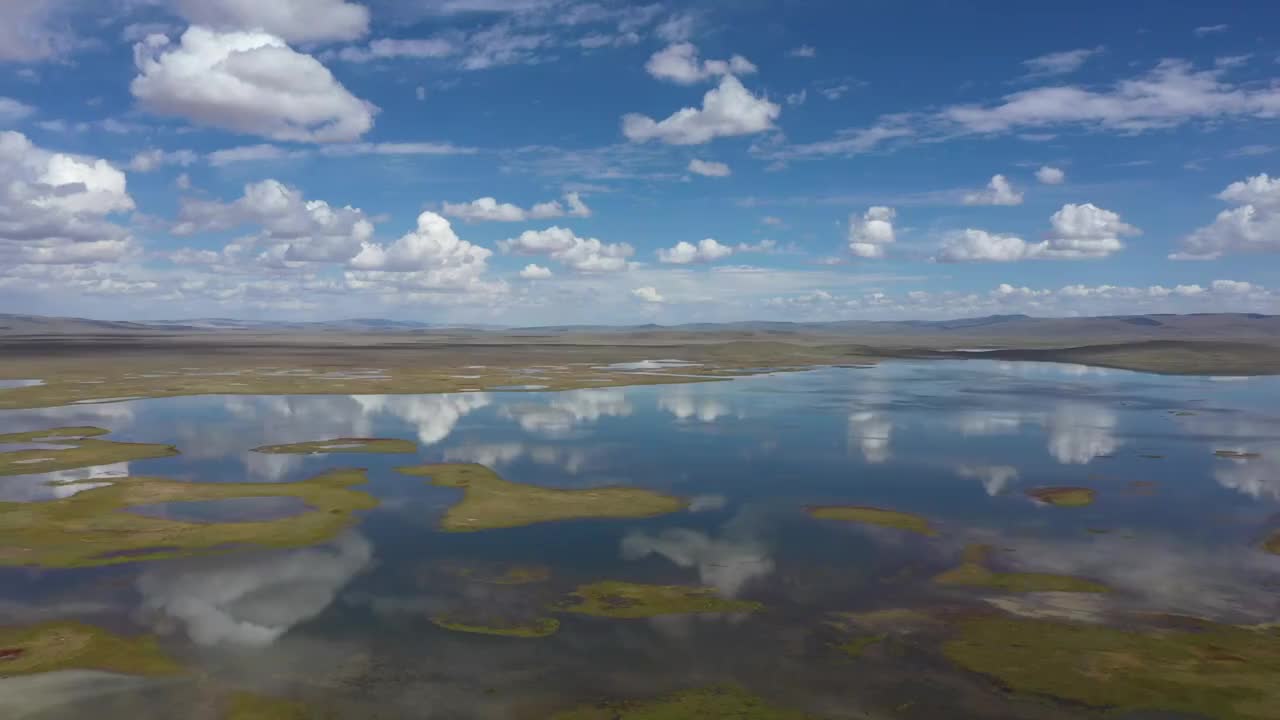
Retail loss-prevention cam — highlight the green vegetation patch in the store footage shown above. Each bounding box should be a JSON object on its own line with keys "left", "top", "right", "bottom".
{"left": 0, "top": 425, "right": 178, "bottom": 477}
{"left": 944, "top": 616, "right": 1280, "bottom": 720}
{"left": 837, "top": 634, "right": 885, "bottom": 657}
{"left": 0, "top": 620, "right": 180, "bottom": 677}
{"left": 559, "top": 581, "right": 762, "bottom": 618}
{"left": 0, "top": 468, "right": 378, "bottom": 568}
{"left": 430, "top": 616, "right": 559, "bottom": 638}
{"left": 252, "top": 438, "right": 416, "bottom": 455}
{"left": 226, "top": 692, "right": 313, "bottom": 720}
{"left": 550, "top": 685, "right": 816, "bottom": 720}
{"left": 1026, "top": 487, "right": 1095, "bottom": 507}
{"left": 1264, "top": 531, "right": 1280, "bottom": 556}
{"left": 806, "top": 505, "right": 935, "bottom": 536}
{"left": 933, "top": 545, "right": 1109, "bottom": 593}
{"left": 396, "top": 463, "right": 687, "bottom": 532}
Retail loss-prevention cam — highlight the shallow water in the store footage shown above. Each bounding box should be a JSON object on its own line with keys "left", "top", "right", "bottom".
{"left": 2, "top": 360, "right": 1279, "bottom": 719}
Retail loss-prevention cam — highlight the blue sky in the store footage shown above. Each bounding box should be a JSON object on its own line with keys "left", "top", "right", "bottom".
{"left": 1, "top": 0, "right": 1279, "bottom": 324}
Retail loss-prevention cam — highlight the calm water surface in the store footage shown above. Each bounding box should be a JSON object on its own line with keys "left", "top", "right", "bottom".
{"left": 2, "top": 361, "right": 1279, "bottom": 719}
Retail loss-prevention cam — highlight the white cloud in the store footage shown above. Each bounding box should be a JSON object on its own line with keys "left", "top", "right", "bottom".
{"left": 1022, "top": 47, "right": 1103, "bottom": 77}
{"left": 623, "top": 75, "right": 780, "bottom": 145}
{"left": 1173, "top": 174, "right": 1280, "bottom": 259}
{"left": 441, "top": 192, "right": 592, "bottom": 222}
{"left": 1211, "top": 279, "right": 1255, "bottom": 294}
{"left": 632, "top": 286, "right": 665, "bottom": 303}
{"left": 938, "top": 203, "right": 1136, "bottom": 262}
{"left": 785, "top": 89, "right": 806, "bottom": 106}
{"left": 788, "top": 45, "right": 816, "bottom": 58}
{"left": 622, "top": 527, "right": 772, "bottom": 597}
{"left": 963, "top": 174, "right": 1024, "bottom": 206}
{"left": 500, "top": 226, "right": 634, "bottom": 272}
{"left": 337, "top": 37, "right": 457, "bottom": 63}
{"left": 0, "top": 97, "right": 35, "bottom": 125}
{"left": 128, "top": 148, "right": 198, "bottom": 172}
{"left": 655, "top": 13, "right": 696, "bottom": 43}
{"left": 688, "top": 158, "right": 731, "bottom": 177}
{"left": 519, "top": 263, "right": 551, "bottom": 279}
{"left": 173, "top": 179, "right": 373, "bottom": 263}
{"left": 942, "top": 60, "right": 1280, "bottom": 135}
{"left": 847, "top": 206, "right": 896, "bottom": 258}
{"left": 644, "top": 43, "right": 756, "bottom": 85}
{"left": 1193, "top": 24, "right": 1229, "bottom": 36}
{"left": 0, "top": 131, "right": 136, "bottom": 266}
{"left": 207, "top": 144, "right": 307, "bottom": 166}
{"left": 0, "top": 0, "right": 83, "bottom": 61}
{"left": 657, "top": 238, "right": 734, "bottom": 264}
{"left": 349, "top": 212, "right": 492, "bottom": 283}
{"left": 173, "top": 0, "right": 370, "bottom": 44}
{"left": 936, "top": 229, "right": 1034, "bottom": 262}
{"left": 131, "top": 27, "right": 376, "bottom": 143}
{"left": 1036, "top": 165, "right": 1066, "bottom": 184}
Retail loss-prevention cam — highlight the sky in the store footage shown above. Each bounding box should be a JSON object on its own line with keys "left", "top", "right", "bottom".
{"left": 1, "top": 0, "right": 1280, "bottom": 325}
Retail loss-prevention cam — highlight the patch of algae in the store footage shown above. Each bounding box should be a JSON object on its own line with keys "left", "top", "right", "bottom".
{"left": 252, "top": 438, "right": 416, "bottom": 455}
{"left": 0, "top": 621, "right": 180, "bottom": 677}
{"left": 1025, "top": 487, "right": 1095, "bottom": 507}
{"left": 806, "top": 505, "right": 935, "bottom": 536}
{"left": 0, "top": 426, "right": 179, "bottom": 477}
{"left": 558, "top": 581, "right": 762, "bottom": 618}
{"left": 225, "top": 692, "right": 312, "bottom": 720}
{"left": 550, "top": 685, "right": 817, "bottom": 720}
{"left": 396, "top": 464, "right": 687, "bottom": 532}
{"left": 429, "top": 616, "right": 559, "bottom": 638}
{"left": 837, "top": 634, "right": 885, "bottom": 657}
{"left": 934, "top": 545, "right": 1108, "bottom": 593}
{"left": 0, "top": 469, "right": 378, "bottom": 568}
{"left": 1264, "top": 531, "right": 1280, "bottom": 556}
{"left": 944, "top": 616, "right": 1280, "bottom": 720}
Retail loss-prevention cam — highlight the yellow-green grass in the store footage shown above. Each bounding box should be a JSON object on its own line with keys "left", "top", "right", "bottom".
{"left": 396, "top": 463, "right": 687, "bottom": 532}
{"left": 806, "top": 505, "right": 935, "bottom": 536}
{"left": 1026, "top": 487, "right": 1096, "bottom": 507}
{"left": 225, "top": 692, "right": 313, "bottom": 720}
{"left": 944, "top": 616, "right": 1280, "bottom": 720}
{"left": 252, "top": 438, "right": 416, "bottom": 455}
{"left": 558, "top": 580, "right": 762, "bottom": 618}
{"left": 0, "top": 620, "right": 180, "bottom": 677}
{"left": 1264, "top": 531, "right": 1280, "bottom": 556}
{"left": 550, "top": 685, "right": 817, "bottom": 720}
{"left": 933, "top": 544, "right": 1109, "bottom": 593}
{"left": 0, "top": 425, "right": 178, "bottom": 477}
{"left": 429, "top": 616, "right": 559, "bottom": 638}
{"left": 0, "top": 469, "right": 378, "bottom": 568}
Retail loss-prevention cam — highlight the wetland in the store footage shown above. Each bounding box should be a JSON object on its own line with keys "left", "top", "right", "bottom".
{"left": 2, "top": 359, "right": 1280, "bottom": 719}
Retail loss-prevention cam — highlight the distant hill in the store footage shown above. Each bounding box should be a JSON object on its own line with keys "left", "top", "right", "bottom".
{"left": 1, "top": 312, "right": 1277, "bottom": 345}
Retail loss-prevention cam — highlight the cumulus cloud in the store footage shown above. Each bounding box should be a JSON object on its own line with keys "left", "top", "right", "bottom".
{"left": 644, "top": 43, "right": 756, "bottom": 85}
{"left": 441, "top": 192, "right": 591, "bottom": 222}
{"left": 0, "top": 131, "right": 136, "bottom": 266}
{"left": 623, "top": 75, "right": 780, "bottom": 145}
{"left": 1173, "top": 174, "right": 1280, "bottom": 259}
{"left": 1022, "top": 47, "right": 1103, "bottom": 77}
{"left": 519, "top": 263, "right": 551, "bottom": 279}
{"left": 632, "top": 286, "right": 665, "bottom": 303}
{"left": 963, "top": 174, "right": 1024, "bottom": 206}
{"left": 173, "top": 179, "right": 374, "bottom": 263}
{"left": 500, "top": 226, "right": 634, "bottom": 272}
{"left": 657, "top": 238, "right": 734, "bottom": 264}
{"left": 0, "top": 0, "right": 83, "bottom": 61}
{"left": 1036, "top": 165, "right": 1066, "bottom": 184}
{"left": 688, "top": 158, "right": 731, "bottom": 177}
{"left": 349, "top": 211, "right": 493, "bottom": 284}
{"left": 937, "top": 203, "right": 1137, "bottom": 262}
{"left": 847, "top": 206, "right": 896, "bottom": 258}
{"left": 131, "top": 27, "right": 376, "bottom": 143}
{"left": 172, "top": 0, "right": 370, "bottom": 44}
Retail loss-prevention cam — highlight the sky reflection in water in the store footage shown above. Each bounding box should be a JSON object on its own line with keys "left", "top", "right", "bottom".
{"left": 2, "top": 360, "right": 1279, "bottom": 718}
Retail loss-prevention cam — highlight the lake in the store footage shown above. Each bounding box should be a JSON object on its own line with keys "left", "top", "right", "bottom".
{"left": 2, "top": 360, "right": 1278, "bottom": 719}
